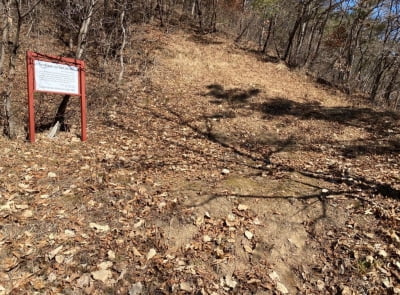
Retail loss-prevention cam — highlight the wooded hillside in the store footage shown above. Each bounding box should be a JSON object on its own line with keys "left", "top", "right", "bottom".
{"left": 0, "top": 1, "right": 399, "bottom": 294}
{"left": 1, "top": 0, "right": 400, "bottom": 138}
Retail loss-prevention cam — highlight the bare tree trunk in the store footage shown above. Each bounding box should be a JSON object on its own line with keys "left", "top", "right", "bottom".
{"left": 209, "top": 0, "right": 217, "bottom": 32}
{"left": 2, "top": 0, "right": 42, "bottom": 139}
{"left": 235, "top": 17, "right": 254, "bottom": 43}
{"left": 195, "top": 0, "right": 203, "bottom": 32}
{"left": 117, "top": 4, "right": 127, "bottom": 85}
{"left": 0, "top": 1, "right": 12, "bottom": 75}
{"left": 76, "top": 0, "right": 97, "bottom": 60}
{"left": 305, "top": 3, "right": 332, "bottom": 69}
{"left": 261, "top": 16, "right": 274, "bottom": 54}
{"left": 191, "top": 0, "right": 195, "bottom": 15}
{"left": 384, "top": 61, "right": 400, "bottom": 105}
{"left": 370, "top": 52, "right": 397, "bottom": 102}
{"left": 283, "top": 16, "right": 301, "bottom": 62}
{"left": 54, "top": 0, "right": 97, "bottom": 128}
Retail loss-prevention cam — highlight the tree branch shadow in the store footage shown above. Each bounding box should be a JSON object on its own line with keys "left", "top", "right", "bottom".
{"left": 253, "top": 97, "right": 400, "bottom": 140}
{"left": 135, "top": 102, "right": 400, "bottom": 201}
{"left": 185, "top": 189, "right": 356, "bottom": 228}
{"left": 204, "top": 84, "right": 261, "bottom": 104}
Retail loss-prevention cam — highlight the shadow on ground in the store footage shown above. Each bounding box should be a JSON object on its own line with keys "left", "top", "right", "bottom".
{"left": 203, "top": 86, "right": 400, "bottom": 157}
{"left": 205, "top": 84, "right": 261, "bottom": 104}
{"left": 187, "top": 34, "right": 224, "bottom": 45}
{"left": 254, "top": 97, "right": 399, "bottom": 135}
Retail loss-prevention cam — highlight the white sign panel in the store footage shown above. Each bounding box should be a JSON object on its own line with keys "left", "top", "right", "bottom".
{"left": 34, "top": 60, "right": 79, "bottom": 95}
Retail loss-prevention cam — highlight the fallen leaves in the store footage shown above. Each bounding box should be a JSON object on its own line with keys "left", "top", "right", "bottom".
{"left": 0, "top": 257, "right": 18, "bottom": 272}
{"left": 47, "top": 245, "right": 63, "bottom": 260}
{"left": 91, "top": 269, "right": 113, "bottom": 284}
{"left": 91, "top": 261, "right": 114, "bottom": 285}
{"left": 129, "top": 282, "right": 143, "bottom": 295}
{"left": 180, "top": 281, "right": 193, "bottom": 292}
{"left": 0, "top": 26, "right": 399, "bottom": 295}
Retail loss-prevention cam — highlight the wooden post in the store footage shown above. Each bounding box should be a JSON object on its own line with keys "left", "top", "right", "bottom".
{"left": 79, "top": 61, "right": 87, "bottom": 141}
{"left": 26, "top": 51, "right": 36, "bottom": 143}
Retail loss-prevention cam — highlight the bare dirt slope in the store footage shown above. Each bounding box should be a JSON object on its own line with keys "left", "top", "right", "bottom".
{"left": 0, "top": 28, "right": 399, "bottom": 294}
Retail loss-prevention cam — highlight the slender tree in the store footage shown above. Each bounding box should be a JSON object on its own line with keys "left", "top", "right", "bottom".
{"left": 1, "top": 0, "right": 42, "bottom": 139}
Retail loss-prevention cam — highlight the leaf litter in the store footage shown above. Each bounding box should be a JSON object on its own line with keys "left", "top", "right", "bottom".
{"left": 0, "top": 27, "right": 399, "bottom": 294}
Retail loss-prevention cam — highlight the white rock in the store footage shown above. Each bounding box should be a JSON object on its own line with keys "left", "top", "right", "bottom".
{"left": 225, "top": 275, "right": 237, "bottom": 289}
{"left": 221, "top": 169, "right": 230, "bottom": 175}
{"left": 47, "top": 172, "right": 57, "bottom": 178}
{"left": 378, "top": 249, "right": 388, "bottom": 258}
{"left": 203, "top": 235, "right": 212, "bottom": 242}
{"left": 108, "top": 250, "right": 116, "bottom": 260}
{"left": 89, "top": 222, "right": 110, "bottom": 232}
{"left": 268, "top": 271, "right": 280, "bottom": 282}
{"left": 276, "top": 282, "right": 289, "bottom": 294}
{"left": 146, "top": 248, "right": 157, "bottom": 260}
{"left": 18, "top": 183, "right": 29, "bottom": 189}
{"left": 244, "top": 231, "right": 253, "bottom": 240}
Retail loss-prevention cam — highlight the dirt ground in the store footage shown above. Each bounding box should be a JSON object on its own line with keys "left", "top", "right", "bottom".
{"left": 0, "top": 27, "right": 399, "bottom": 294}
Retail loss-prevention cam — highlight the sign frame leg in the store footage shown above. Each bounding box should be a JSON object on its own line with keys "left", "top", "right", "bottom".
{"left": 79, "top": 62, "right": 87, "bottom": 142}
{"left": 26, "top": 51, "right": 35, "bottom": 143}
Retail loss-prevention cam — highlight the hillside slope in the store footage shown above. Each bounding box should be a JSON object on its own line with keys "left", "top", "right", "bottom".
{"left": 0, "top": 28, "right": 399, "bottom": 294}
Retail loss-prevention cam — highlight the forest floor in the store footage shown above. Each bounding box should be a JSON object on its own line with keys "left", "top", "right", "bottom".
{"left": 0, "top": 26, "right": 400, "bottom": 294}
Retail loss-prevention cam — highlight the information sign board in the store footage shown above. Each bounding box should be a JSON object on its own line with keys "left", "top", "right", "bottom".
{"left": 26, "top": 51, "right": 87, "bottom": 143}
{"left": 34, "top": 60, "right": 80, "bottom": 95}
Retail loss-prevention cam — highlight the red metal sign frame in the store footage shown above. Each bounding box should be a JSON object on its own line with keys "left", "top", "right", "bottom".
{"left": 26, "top": 51, "right": 87, "bottom": 143}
